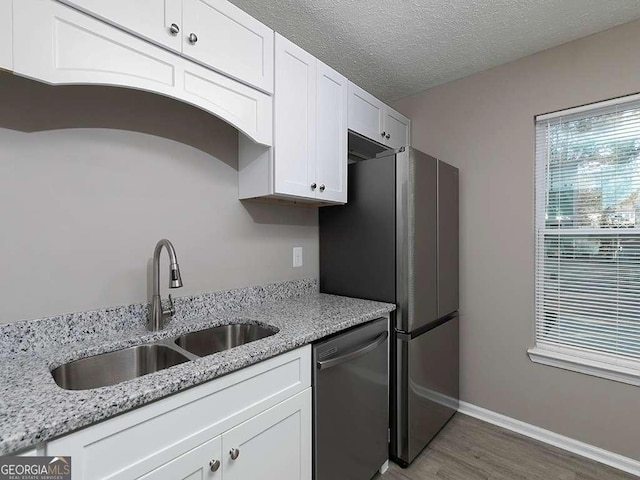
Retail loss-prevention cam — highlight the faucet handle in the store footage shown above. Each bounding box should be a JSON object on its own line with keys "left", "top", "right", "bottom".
{"left": 163, "top": 294, "right": 176, "bottom": 317}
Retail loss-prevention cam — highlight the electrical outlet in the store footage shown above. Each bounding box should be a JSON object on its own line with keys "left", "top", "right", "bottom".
{"left": 293, "top": 247, "right": 303, "bottom": 268}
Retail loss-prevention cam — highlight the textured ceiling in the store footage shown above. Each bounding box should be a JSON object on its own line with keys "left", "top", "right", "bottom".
{"left": 228, "top": 0, "right": 640, "bottom": 102}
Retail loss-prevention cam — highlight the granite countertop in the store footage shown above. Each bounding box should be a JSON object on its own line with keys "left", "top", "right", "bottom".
{"left": 0, "top": 279, "right": 395, "bottom": 455}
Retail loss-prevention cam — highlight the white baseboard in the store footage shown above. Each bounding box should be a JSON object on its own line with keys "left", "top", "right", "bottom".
{"left": 458, "top": 401, "right": 640, "bottom": 477}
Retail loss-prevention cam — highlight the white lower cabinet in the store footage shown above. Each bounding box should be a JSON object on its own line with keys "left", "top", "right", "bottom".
{"left": 139, "top": 389, "right": 311, "bottom": 480}
{"left": 139, "top": 435, "right": 222, "bottom": 480}
{"left": 46, "top": 346, "right": 311, "bottom": 480}
{"left": 223, "top": 390, "right": 311, "bottom": 480}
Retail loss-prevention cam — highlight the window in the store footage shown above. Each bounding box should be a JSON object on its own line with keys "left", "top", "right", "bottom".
{"left": 529, "top": 94, "right": 640, "bottom": 386}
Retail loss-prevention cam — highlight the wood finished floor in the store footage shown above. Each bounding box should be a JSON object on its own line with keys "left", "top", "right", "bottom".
{"left": 376, "top": 414, "right": 637, "bottom": 480}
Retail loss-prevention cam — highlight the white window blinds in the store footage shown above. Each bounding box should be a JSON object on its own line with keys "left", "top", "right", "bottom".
{"left": 535, "top": 96, "right": 640, "bottom": 364}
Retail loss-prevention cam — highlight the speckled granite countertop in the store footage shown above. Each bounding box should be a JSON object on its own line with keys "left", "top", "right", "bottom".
{"left": 0, "top": 279, "right": 395, "bottom": 455}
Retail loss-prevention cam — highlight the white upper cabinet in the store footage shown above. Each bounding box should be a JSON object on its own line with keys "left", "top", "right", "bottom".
{"left": 348, "top": 82, "right": 386, "bottom": 143}
{"left": 316, "top": 61, "right": 348, "bottom": 203}
{"left": 59, "top": 0, "right": 274, "bottom": 94}
{"left": 239, "top": 34, "right": 347, "bottom": 204}
{"left": 384, "top": 107, "right": 411, "bottom": 148}
{"left": 59, "top": 0, "right": 183, "bottom": 53}
{"left": 182, "top": 0, "right": 274, "bottom": 94}
{"left": 13, "top": 0, "right": 273, "bottom": 145}
{"left": 273, "top": 33, "right": 317, "bottom": 200}
{"left": 0, "top": 0, "right": 12, "bottom": 70}
{"left": 348, "top": 81, "right": 411, "bottom": 148}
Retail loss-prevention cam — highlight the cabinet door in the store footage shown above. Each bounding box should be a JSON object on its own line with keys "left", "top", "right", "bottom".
{"left": 0, "top": 0, "right": 11, "bottom": 70}
{"left": 384, "top": 107, "right": 411, "bottom": 148}
{"left": 273, "top": 34, "right": 317, "bottom": 200}
{"left": 182, "top": 0, "right": 274, "bottom": 94}
{"left": 348, "top": 82, "right": 385, "bottom": 144}
{"left": 14, "top": 0, "right": 178, "bottom": 93}
{"left": 59, "top": 0, "right": 182, "bottom": 53}
{"left": 223, "top": 389, "right": 311, "bottom": 480}
{"left": 316, "top": 61, "right": 348, "bottom": 204}
{"left": 139, "top": 435, "right": 222, "bottom": 480}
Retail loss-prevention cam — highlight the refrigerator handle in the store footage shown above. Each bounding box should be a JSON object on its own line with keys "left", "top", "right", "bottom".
{"left": 316, "top": 331, "right": 388, "bottom": 370}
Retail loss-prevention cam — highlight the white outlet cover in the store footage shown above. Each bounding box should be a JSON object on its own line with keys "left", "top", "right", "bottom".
{"left": 293, "top": 247, "right": 303, "bottom": 268}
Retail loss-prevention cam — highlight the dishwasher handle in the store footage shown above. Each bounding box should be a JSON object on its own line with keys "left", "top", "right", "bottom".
{"left": 317, "top": 331, "right": 388, "bottom": 370}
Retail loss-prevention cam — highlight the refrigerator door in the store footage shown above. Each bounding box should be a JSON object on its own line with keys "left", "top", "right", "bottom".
{"left": 396, "top": 148, "right": 438, "bottom": 333}
{"left": 393, "top": 315, "right": 459, "bottom": 465}
{"left": 319, "top": 154, "right": 396, "bottom": 303}
{"left": 438, "top": 160, "right": 460, "bottom": 318}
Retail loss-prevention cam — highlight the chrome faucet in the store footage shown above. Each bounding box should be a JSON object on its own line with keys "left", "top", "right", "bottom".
{"left": 149, "top": 239, "right": 183, "bottom": 331}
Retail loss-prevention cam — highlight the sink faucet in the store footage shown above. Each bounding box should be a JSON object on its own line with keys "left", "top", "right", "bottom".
{"left": 149, "top": 239, "right": 183, "bottom": 331}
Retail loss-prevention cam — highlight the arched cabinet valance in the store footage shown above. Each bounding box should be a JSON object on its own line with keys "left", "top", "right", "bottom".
{"left": 4, "top": 0, "right": 272, "bottom": 146}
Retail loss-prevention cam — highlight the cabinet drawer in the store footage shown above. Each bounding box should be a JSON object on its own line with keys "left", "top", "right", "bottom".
{"left": 47, "top": 346, "right": 310, "bottom": 480}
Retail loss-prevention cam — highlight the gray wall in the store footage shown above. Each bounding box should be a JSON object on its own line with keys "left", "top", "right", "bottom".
{"left": 0, "top": 73, "right": 318, "bottom": 324}
{"left": 394, "top": 20, "right": 640, "bottom": 461}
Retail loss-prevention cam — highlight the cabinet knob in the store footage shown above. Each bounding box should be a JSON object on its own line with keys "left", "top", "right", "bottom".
{"left": 229, "top": 448, "right": 240, "bottom": 460}
{"left": 169, "top": 23, "right": 180, "bottom": 35}
{"left": 310, "top": 183, "right": 317, "bottom": 190}
{"left": 386, "top": 133, "right": 391, "bottom": 139}
{"left": 319, "top": 184, "right": 325, "bottom": 192}
{"left": 381, "top": 131, "right": 386, "bottom": 137}
{"left": 188, "top": 33, "right": 198, "bottom": 44}
{"left": 209, "top": 459, "right": 220, "bottom": 472}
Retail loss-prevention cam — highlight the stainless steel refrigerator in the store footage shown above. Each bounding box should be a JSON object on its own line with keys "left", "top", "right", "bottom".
{"left": 319, "top": 143, "right": 459, "bottom": 468}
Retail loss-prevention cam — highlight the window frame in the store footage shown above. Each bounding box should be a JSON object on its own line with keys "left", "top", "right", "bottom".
{"left": 528, "top": 93, "right": 640, "bottom": 386}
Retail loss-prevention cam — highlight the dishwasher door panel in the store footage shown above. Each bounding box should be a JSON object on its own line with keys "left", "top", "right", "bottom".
{"left": 313, "top": 317, "right": 389, "bottom": 480}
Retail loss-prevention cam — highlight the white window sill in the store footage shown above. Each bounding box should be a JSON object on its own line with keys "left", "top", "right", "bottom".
{"left": 528, "top": 345, "right": 640, "bottom": 387}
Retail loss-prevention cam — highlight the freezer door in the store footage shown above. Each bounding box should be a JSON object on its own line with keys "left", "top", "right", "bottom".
{"left": 396, "top": 148, "right": 438, "bottom": 332}
{"left": 393, "top": 316, "right": 459, "bottom": 465}
{"left": 438, "top": 160, "right": 460, "bottom": 317}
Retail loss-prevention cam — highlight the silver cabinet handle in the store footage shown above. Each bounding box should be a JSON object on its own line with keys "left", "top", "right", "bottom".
{"left": 188, "top": 33, "right": 198, "bottom": 44}
{"left": 229, "top": 448, "right": 240, "bottom": 460}
{"left": 209, "top": 459, "right": 220, "bottom": 472}
{"left": 310, "top": 183, "right": 317, "bottom": 190}
{"left": 319, "top": 184, "right": 325, "bottom": 192}
{"left": 385, "top": 133, "right": 391, "bottom": 139}
{"left": 381, "top": 131, "right": 386, "bottom": 137}
{"left": 317, "top": 331, "right": 388, "bottom": 370}
{"left": 169, "top": 23, "right": 180, "bottom": 35}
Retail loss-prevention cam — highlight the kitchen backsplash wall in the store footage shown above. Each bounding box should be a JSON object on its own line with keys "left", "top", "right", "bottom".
{"left": 0, "top": 73, "right": 319, "bottom": 324}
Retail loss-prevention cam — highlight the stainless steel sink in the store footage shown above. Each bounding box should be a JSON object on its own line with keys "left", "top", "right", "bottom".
{"left": 51, "top": 344, "right": 190, "bottom": 390}
{"left": 175, "top": 323, "right": 278, "bottom": 357}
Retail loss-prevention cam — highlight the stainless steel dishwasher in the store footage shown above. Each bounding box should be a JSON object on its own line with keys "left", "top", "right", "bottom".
{"left": 313, "top": 317, "right": 389, "bottom": 480}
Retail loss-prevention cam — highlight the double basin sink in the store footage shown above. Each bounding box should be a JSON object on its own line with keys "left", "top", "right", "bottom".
{"left": 52, "top": 323, "right": 278, "bottom": 391}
